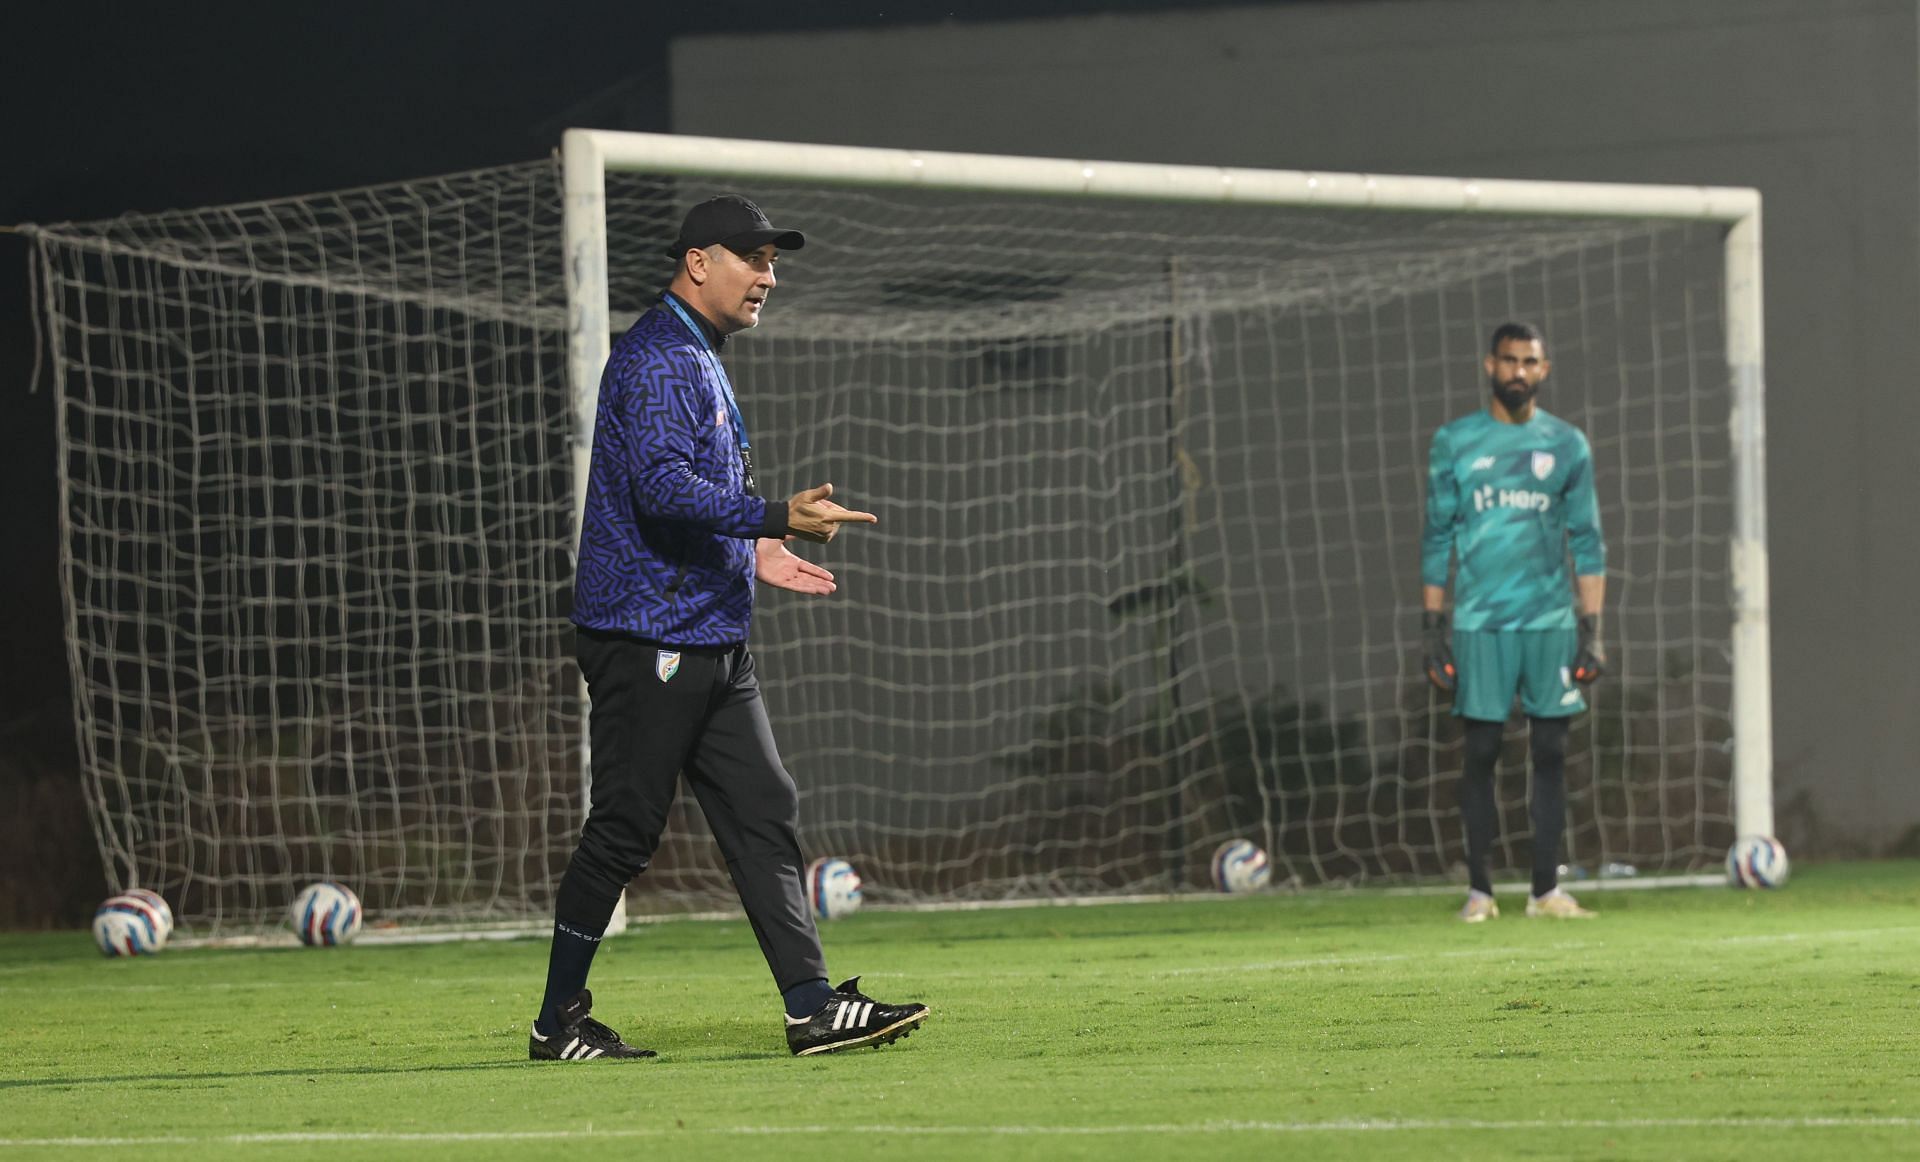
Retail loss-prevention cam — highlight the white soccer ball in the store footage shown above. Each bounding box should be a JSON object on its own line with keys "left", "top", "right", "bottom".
{"left": 120, "top": 888, "right": 174, "bottom": 940}
{"left": 289, "top": 881, "right": 364, "bottom": 946}
{"left": 1210, "top": 839, "right": 1273, "bottom": 894}
{"left": 1726, "top": 835, "right": 1790, "bottom": 889}
{"left": 806, "top": 857, "right": 863, "bottom": 921}
{"left": 92, "top": 891, "right": 172, "bottom": 957}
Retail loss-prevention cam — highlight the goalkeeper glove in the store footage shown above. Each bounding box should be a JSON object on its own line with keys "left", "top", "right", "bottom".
{"left": 1572, "top": 612, "right": 1606, "bottom": 684}
{"left": 1421, "top": 610, "right": 1456, "bottom": 693}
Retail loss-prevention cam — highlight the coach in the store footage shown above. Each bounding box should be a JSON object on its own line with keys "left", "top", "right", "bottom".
{"left": 527, "top": 194, "right": 928, "bottom": 1061}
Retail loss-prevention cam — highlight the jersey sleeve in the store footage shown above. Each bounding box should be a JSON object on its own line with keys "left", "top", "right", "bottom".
{"left": 1563, "top": 430, "right": 1605, "bottom": 577}
{"left": 609, "top": 348, "right": 767, "bottom": 539}
{"left": 1420, "top": 425, "right": 1458, "bottom": 589}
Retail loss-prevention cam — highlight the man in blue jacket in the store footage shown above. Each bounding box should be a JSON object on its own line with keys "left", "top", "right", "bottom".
{"left": 530, "top": 195, "right": 929, "bottom": 1060}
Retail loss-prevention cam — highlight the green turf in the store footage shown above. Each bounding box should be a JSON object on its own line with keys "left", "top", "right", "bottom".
{"left": 3, "top": 862, "right": 1918, "bottom": 1161}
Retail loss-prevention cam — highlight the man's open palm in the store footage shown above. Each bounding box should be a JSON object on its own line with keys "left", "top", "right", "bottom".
{"left": 756, "top": 539, "right": 837, "bottom": 595}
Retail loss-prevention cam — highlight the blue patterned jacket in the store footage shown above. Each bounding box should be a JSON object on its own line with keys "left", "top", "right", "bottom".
{"left": 571, "top": 295, "right": 791, "bottom": 646}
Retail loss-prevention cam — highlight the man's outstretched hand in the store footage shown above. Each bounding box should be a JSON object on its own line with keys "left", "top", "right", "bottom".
{"left": 786, "top": 482, "right": 877, "bottom": 545}
{"left": 756, "top": 538, "right": 838, "bottom": 595}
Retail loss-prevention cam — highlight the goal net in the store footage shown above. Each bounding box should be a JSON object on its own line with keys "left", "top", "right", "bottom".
{"left": 28, "top": 135, "right": 1765, "bottom": 930}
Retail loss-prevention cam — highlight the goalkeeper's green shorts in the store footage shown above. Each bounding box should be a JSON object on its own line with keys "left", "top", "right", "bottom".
{"left": 1452, "top": 628, "right": 1584, "bottom": 721}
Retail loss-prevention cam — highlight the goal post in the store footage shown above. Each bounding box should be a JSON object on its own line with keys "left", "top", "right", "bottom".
{"left": 1724, "top": 209, "right": 1772, "bottom": 842}
{"left": 29, "top": 132, "right": 1769, "bottom": 931}
{"left": 562, "top": 127, "right": 1772, "bottom": 843}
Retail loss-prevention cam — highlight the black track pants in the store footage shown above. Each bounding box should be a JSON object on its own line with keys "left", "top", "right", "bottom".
{"left": 563, "top": 628, "right": 827, "bottom": 992}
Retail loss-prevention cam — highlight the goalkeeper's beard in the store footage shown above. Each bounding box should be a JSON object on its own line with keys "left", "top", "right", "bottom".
{"left": 1490, "top": 376, "right": 1537, "bottom": 415}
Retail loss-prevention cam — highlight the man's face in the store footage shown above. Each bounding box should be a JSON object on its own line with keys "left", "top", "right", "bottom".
{"left": 697, "top": 243, "right": 779, "bottom": 333}
{"left": 1485, "top": 338, "right": 1549, "bottom": 414}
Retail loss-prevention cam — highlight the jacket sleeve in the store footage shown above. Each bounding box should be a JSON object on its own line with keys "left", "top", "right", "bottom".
{"left": 1563, "top": 430, "right": 1606, "bottom": 577}
{"left": 607, "top": 346, "right": 771, "bottom": 539}
{"left": 1420, "top": 425, "right": 1458, "bottom": 589}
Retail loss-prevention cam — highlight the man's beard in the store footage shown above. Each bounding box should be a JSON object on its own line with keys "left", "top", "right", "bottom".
{"left": 1491, "top": 377, "right": 1537, "bottom": 413}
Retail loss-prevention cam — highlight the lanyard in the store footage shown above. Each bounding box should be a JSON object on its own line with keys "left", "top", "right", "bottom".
{"left": 661, "top": 294, "right": 750, "bottom": 454}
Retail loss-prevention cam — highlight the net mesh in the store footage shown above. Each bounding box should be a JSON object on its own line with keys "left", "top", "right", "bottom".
{"left": 29, "top": 154, "right": 1736, "bottom": 929}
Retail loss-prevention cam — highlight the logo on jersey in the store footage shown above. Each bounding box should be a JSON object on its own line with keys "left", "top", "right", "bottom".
{"left": 1473, "top": 485, "right": 1553, "bottom": 513}
{"left": 656, "top": 650, "right": 682, "bottom": 682}
{"left": 1532, "top": 451, "right": 1556, "bottom": 480}
{"left": 1471, "top": 456, "right": 1496, "bottom": 471}
{"left": 716, "top": 404, "right": 728, "bottom": 428}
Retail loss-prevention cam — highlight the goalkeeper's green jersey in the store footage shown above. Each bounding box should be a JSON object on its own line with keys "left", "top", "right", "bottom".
{"left": 1421, "top": 407, "right": 1604, "bottom": 632}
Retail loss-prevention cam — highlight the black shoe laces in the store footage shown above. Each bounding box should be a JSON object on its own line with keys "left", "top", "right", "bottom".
{"left": 575, "top": 1016, "right": 628, "bottom": 1049}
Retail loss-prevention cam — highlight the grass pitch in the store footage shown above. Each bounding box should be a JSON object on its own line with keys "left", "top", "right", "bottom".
{"left": 2, "top": 862, "right": 1917, "bottom": 1160}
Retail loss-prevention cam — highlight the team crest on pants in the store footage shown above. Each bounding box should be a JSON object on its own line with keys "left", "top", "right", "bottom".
{"left": 656, "top": 650, "right": 681, "bottom": 682}
{"left": 1532, "top": 451, "right": 1555, "bottom": 480}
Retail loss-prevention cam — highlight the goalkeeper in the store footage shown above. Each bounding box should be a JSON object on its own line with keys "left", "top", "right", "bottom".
{"left": 1419, "top": 322, "right": 1606, "bottom": 922}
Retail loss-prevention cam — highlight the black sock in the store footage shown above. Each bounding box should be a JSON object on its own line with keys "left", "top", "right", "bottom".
{"left": 1528, "top": 715, "right": 1570, "bottom": 898}
{"left": 782, "top": 978, "right": 832, "bottom": 1019}
{"left": 535, "top": 865, "right": 622, "bottom": 1035}
{"left": 1459, "top": 718, "right": 1504, "bottom": 896}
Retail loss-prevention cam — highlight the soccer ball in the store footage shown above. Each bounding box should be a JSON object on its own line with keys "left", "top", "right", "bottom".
{"left": 1210, "top": 839, "right": 1272, "bottom": 894}
{"left": 289, "top": 881, "right": 363, "bottom": 946}
{"left": 806, "top": 857, "right": 863, "bottom": 921}
{"left": 92, "top": 891, "right": 172, "bottom": 957}
{"left": 119, "top": 888, "right": 175, "bottom": 941}
{"left": 1726, "top": 835, "right": 1790, "bottom": 889}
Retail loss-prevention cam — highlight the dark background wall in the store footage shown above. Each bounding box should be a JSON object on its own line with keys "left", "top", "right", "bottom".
{"left": 668, "top": 0, "right": 1920, "bottom": 855}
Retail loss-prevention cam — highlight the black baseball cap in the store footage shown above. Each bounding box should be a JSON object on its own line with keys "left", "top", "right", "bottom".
{"left": 666, "top": 195, "right": 806, "bottom": 259}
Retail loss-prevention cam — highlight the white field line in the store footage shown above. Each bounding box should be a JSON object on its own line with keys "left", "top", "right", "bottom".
{"left": 6, "top": 925, "right": 1918, "bottom": 994}
{"left": 1381, "top": 874, "right": 1727, "bottom": 895}
{"left": 137, "top": 876, "right": 1733, "bottom": 950}
{"left": 4, "top": 1116, "right": 1919, "bottom": 1148}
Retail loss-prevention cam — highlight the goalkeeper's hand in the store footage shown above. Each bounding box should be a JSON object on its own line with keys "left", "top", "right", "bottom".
{"left": 1572, "top": 612, "right": 1606, "bottom": 685}
{"left": 1421, "top": 610, "right": 1456, "bottom": 693}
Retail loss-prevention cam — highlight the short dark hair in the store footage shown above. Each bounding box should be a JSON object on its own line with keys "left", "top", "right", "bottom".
{"left": 1489, "top": 322, "right": 1545, "bottom": 354}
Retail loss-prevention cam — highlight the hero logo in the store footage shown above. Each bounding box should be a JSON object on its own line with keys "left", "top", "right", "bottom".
{"left": 1472, "top": 484, "right": 1553, "bottom": 513}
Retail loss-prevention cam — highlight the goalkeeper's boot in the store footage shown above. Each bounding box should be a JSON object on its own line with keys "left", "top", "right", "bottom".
{"left": 1457, "top": 889, "right": 1499, "bottom": 923}
{"left": 785, "top": 976, "right": 929, "bottom": 1056}
{"left": 528, "top": 989, "right": 657, "bottom": 1061}
{"left": 1525, "top": 888, "right": 1597, "bottom": 919}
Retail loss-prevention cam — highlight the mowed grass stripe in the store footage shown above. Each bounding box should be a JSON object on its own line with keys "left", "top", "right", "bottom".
{"left": 9, "top": 1113, "right": 1920, "bottom": 1147}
